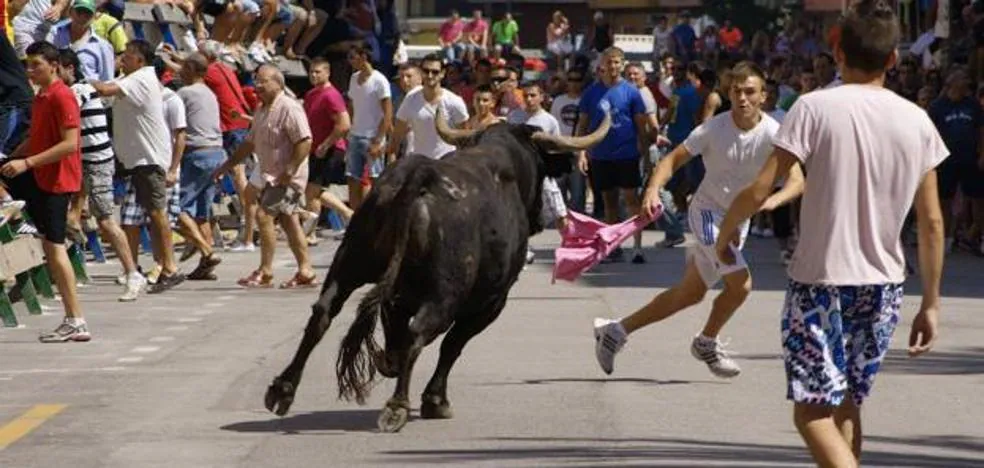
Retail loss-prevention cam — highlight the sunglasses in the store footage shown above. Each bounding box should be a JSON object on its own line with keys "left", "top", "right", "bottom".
{"left": 421, "top": 68, "right": 442, "bottom": 76}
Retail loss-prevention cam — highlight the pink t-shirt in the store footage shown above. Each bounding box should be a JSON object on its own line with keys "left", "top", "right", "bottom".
{"left": 439, "top": 19, "right": 465, "bottom": 44}
{"left": 248, "top": 92, "right": 313, "bottom": 189}
{"left": 465, "top": 19, "right": 487, "bottom": 43}
{"left": 303, "top": 84, "right": 348, "bottom": 153}
{"left": 773, "top": 84, "right": 949, "bottom": 285}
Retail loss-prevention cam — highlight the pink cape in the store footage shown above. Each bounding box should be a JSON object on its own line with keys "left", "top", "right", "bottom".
{"left": 552, "top": 206, "right": 663, "bottom": 283}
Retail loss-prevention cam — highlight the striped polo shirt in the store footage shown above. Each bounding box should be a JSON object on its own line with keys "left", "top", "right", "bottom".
{"left": 70, "top": 81, "right": 114, "bottom": 164}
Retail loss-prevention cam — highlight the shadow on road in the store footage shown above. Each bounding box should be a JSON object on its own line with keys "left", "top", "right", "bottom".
{"left": 380, "top": 435, "right": 984, "bottom": 467}
{"left": 881, "top": 347, "right": 984, "bottom": 375}
{"left": 221, "top": 409, "right": 382, "bottom": 434}
{"left": 738, "top": 347, "right": 984, "bottom": 376}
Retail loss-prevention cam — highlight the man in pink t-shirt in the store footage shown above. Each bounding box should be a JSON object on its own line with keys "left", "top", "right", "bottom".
{"left": 716, "top": 1, "right": 948, "bottom": 466}
{"left": 462, "top": 10, "right": 488, "bottom": 62}
{"left": 438, "top": 10, "right": 466, "bottom": 62}
{"left": 302, "top": 58, "right": 353, "bottom": 244}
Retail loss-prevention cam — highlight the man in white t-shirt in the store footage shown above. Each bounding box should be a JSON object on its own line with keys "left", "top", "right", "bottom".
{"left": 92, "top": 40, "right": 184, "bottom": 293}
{"left": 716, "top": 3, "right": 947, "bottom": 465}
{"left": 549, "top": 69, "right": 586, "bottom": 213}
{"left": 345, "top": 44, "right": 392, "bottom": 210}
{"left": 388, "top": 53, "right": 469, "bottom": 160}
{"left": 593, "top": 62, "right": 799, "bottom": 380}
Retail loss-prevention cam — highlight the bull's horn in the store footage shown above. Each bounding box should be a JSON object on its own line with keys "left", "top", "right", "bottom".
{"left": 435, "top": 107, "right": 478, "bottom": 145}
{"left": 532, "top": 112, "right": 612, "bottom": 151}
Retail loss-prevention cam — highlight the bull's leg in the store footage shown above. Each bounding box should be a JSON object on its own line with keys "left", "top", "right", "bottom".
{"left": 378, "top": 301, "right": 454, "bottom": 433}
{"left": 420, "top": 293, "right": 508, "bottom": 420}
{"left": 265, "top": 278, "right": 360, "bottom": 416}
{"left": 375, "top": 303, "right": 414, "bottom": 379}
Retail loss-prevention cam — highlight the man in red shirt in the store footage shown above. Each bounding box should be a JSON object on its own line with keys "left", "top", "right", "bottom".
{"left": 717, "top": 20, "right": 743, "bottom": 53}
{"left": 2, "top": 41, "right": 87, "bottom": 343}
{"left": 199, "top": 40, "right": 256, "bottom": 252}
{"left": 302, "top": 58, "right": 352, "bottom": 245}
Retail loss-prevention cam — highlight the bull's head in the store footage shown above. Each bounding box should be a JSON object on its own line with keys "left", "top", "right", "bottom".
{"left": 434, "top": 110, "right": 612, "bottom": 155}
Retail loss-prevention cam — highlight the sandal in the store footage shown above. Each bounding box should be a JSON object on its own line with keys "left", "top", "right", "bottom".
{"left": 279, "top": 272, "right": 319, "bottom": 289}
{"left": 237, "top": 270, "right": 274, "bottom": 288}
{"left": 188, "top": 253, "right": 222, "bottom": 280}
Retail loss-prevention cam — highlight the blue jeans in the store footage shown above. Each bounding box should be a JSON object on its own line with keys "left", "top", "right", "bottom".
{"left": 180, "top": 148, "right": 227, "bottom": 219}
{"left": 345, "top": 135, "right": 385, "bottom": 179}
{"left": 0, "top": 103, "right": 30, "bottom": 155}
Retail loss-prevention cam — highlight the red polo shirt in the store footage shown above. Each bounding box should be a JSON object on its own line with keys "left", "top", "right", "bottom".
{"left": 27, "top": 79, "right": 81, "bottom": 194}
{"left": 204, "top": 61, "right": 251, "bottom": 133}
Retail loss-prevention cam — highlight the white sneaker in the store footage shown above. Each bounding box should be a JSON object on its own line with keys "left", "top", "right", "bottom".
{"left": 525, "top": 247, "right": 535, "bottom": 264}
{"left": 226, "top": 241, "right": 256, "bottom": 253}
{"left": 690, "top": 335, "right": 741, "bottom": 379}
{"left": 593, "top": 318, "right": 627, "bottom": 375}
{"left": 119, "top": 273, "right": 147, "bottom": 302}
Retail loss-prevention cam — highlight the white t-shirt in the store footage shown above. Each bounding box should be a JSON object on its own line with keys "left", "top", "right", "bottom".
{"left": 508, "top": 108, "right": 561, "bottom": 136}
{"left": 162, "top": 87, "right": 187, "bottom": 138}
{"left": 348, "top": 69, "right": 392, "bottom": 138}
{"left": 683, "top": 111, "right": 780, "bottom": 210}
{"left": 652, "top": 25, "right": 672, "bottom": 57}
{"left": 395, "top": 88, "right": 469, "bottom": 159}
{"left": 112, "top": 66, "right": 173, "bottom": 169}
{"left": 638, "top": 86, "right": 658, "bottom": 115}
{"left": 774, "top": 85, "right": 950, "bottom": 285}
{"left": 550, "top": 94, "right": 580, "bottom": 136}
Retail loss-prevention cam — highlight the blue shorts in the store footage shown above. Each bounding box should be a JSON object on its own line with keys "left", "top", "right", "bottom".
{"left": 180, "top": 148, "right": 226, "bottom": 219}
{"left": 345, "top": 135, "right": 384, "bottom": 180}
{"left": 782, "top": 280, "right": 903, "bottom": 407}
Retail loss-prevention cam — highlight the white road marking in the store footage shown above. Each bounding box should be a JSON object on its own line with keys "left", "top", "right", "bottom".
{"left": 131, "top": 346, "right": 160, "bottom": 354}
{"left": 149, "top": 336, "right": 174, "bottom": 343}
{"left": 193, "top": 309, "right": 215, "bottom": 316}
{"left": 202, "top": 302, "right": 224, "bottom": 308}
{"left": 177, "top": 317, "right": 202, "bottom": 323}
{"left": 0, "top": 366, "right": 125, "bottom": 375}
{"left": 116, "top": 357, "right": 143, "bottom": 364}
{"left": 164, "top": 326, "right": 188, "bottom": 331}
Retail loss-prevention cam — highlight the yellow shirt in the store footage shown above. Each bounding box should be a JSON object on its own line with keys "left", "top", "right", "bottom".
{"left": 92, "top": 12, "right": 127, "bottom": 54}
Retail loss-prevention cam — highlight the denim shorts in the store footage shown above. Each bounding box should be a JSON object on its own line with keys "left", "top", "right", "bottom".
{"left": 344, "top": 135, "right": 384, "bottom": 180}
{"left": 180, "top": 148, "right": 227, "bottom": 219}
{"left": 782, "top": 280, "right": 904, "bottom": 407}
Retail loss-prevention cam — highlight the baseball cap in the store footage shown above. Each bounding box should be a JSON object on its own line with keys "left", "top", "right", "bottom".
{"left": 72, "top": 0, "right": 96, "bottom": 13}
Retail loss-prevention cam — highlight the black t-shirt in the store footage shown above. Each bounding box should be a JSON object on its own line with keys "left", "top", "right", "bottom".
{"left": 0, "top": 33, "right": 32, "bottom": 106}
{"left": 928, "top": 96, "right": 982, "bottom": 164}
{"left": 715, "top": 97, "right": 731, "bottom": 116}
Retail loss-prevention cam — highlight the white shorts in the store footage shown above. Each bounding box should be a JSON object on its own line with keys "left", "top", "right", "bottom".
{"left": 686, "top": 196, "right": 750, "bottom": 288}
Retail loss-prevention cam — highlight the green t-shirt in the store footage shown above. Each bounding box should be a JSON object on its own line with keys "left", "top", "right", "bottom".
{"left": 779, "top": 93, "right": 799, "bottom": 112}
{"left": 492, "top": 19, "right": 518, "bottom": 45}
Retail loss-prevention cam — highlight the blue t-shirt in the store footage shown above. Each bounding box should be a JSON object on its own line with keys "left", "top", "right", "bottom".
{"left": 672, "top": 23, "right": 696, "bottom": 55}
{"left": 667, "top": 83, "right": 700, "bottom": 146}
{"left": 578, "top": 80, "right": 646, "bottom": 161}
{"left": 928, "top": 96, "right": 981, "bottom": 164}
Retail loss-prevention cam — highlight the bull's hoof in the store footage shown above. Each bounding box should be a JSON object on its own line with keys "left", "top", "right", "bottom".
{"left": 420, "top": 399, "right": 453, "bottom": 420}
{"left": 377, "top": 401, "right": 410, "bottom": 433}
{"left": 264, "top": 377, "right": 296, "bottom": 416}
{"left": 372, "top": 350, "right": 398, "bottom": 379}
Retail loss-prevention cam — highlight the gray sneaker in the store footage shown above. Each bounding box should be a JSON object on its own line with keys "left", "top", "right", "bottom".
{"left": 119, "top": 273, "right": 147, "bottom": 302}
{"left": 39, "top": 320, "right": 91, "bottom": 343}
{"left": 690, "top": 335, "right": 741, "bottom": 378}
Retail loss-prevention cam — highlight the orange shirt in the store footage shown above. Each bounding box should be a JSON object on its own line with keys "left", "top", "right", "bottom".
{"left": 719, "top": 27, "right": 743, "bottom": 50}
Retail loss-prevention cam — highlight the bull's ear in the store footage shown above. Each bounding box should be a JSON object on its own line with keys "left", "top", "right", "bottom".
{"left": 541, "top": 151, "right": 575, "bottom": 178}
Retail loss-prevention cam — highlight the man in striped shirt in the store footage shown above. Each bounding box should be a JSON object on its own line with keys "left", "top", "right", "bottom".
{"left": 58, "top": 48, "right": 145, "bottom": 301}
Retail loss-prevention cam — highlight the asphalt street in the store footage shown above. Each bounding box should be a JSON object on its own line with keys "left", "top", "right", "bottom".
{"left": 1, "top": 229, "right": 982, "bottom": 467}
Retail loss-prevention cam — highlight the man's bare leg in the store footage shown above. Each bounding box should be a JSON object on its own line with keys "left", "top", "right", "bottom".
{"left": 97, "top": 217, "right": 137, "bottom": 275}
{"left": 255, "top": 209, "right": 277, "bottom": 276}
{"left": 794, "top": 403, "right": 859, "bottom": 468}
{"left": 280, "top": 212, "right": 314, "bottom": 278}
{"left": 700, "top": 269, "right": 752, "bottom": 339}
{"left": 43, "top": 241, "right": 82, "bottom": 319}
{"left": 147, "top": 209, "right": 178, "bottom": 275}
{"left": 620, "top": 260, "right": 708, "bottom": 333}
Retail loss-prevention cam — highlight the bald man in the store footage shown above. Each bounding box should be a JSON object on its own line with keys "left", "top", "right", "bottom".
{"left": 214, "top": 65, "right": 316, "bottom": 289}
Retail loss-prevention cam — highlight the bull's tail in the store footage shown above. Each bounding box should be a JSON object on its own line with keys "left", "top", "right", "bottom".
{"left": 335, "top": 167, "right": 436, "bottom": 404}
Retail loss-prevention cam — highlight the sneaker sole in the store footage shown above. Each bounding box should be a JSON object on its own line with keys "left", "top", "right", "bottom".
{"left": 690, "top": 345, "right": 741, "bottom": 379}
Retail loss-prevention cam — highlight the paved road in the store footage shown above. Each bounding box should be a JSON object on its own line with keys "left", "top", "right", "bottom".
{"left": 1, "top": 230, "right": 982, "bottom": 467}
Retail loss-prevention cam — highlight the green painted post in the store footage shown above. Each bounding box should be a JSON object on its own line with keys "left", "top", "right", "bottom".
{"left": 15, "top": 273, "right": 43, "bottom": 314}
{"left": 68, "top": 244, "right": 89, "bottom": 284}
{"left": 0, "top": 285, "right": 18, "bottom": 327}
{"left": 30, "top": 267, "right": 55, "bottom": 299}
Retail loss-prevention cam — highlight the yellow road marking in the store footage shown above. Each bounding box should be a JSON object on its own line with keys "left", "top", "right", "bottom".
{"left": 0, "top": 404, "right": 67, "bottom": 450}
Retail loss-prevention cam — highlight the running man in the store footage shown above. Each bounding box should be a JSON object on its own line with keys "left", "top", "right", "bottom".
{"left": 715, "top": 2, "right": 946, "bottom": 465}
{"left": 593, "top": 61, "right": 803, "bottom": 378}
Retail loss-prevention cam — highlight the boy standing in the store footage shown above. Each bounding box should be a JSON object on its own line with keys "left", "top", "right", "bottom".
{"left": 716, "top": 2, "right": 947, "bottom": 465}
{"left": 593, "top": 62, "right": 800, "bottom": 378}
{"left": 3, "top": 41, "right": 87, "bottom": 342}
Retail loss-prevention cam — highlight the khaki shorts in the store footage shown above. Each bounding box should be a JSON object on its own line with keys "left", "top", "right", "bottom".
{"left": 83, "top": 161, "right": 116, "bottom": 220}
{"left": 259, "top": 184, "right": 304, "bottom": 216}
{"left": 130, "top": 165, "right": 168, "bottom": 212}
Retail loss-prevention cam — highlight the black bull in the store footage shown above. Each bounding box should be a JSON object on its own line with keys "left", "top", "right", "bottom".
{"left": 264, "top": 112, "right": 612, "bottom": 432}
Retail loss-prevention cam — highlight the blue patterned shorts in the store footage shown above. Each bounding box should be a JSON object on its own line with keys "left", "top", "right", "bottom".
{"left": 782, "top": 280, "right": 904, "bottom": 407}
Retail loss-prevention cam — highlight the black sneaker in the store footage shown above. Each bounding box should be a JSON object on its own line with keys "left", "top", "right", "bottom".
{"left": 148, "top": 272, "right": 186, "bottom": 294}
